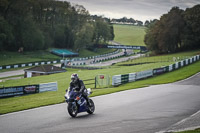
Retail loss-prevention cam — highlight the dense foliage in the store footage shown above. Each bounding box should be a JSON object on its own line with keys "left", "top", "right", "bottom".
{"left": 0, "top": 0, "right": 114, "bottom": 52}
{"left": 144, "top": 5, "right": 200, "bottom": 54}
{"left": 111, "top": 17, "right": 143, "bottom": 26}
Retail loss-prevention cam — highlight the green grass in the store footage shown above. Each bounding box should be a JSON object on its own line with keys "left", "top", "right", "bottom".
{"left": 174, "top": 128, "right": 200, "bottom": 133}
{"left": 113, "top": 24, "right": 146, "bottom": 46}
{"left": 0, "top": 50, "right": 60, "bottom": 66}
{"left": 0, "top": 50, "right": 200, "bottom": 114}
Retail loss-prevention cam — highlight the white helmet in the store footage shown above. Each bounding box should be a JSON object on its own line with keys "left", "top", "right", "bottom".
{"left": 71, "top": 73, "right": 79, "bottom": 83}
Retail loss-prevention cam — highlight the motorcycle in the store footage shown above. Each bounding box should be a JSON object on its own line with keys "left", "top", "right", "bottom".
{"left": 64, "top": 87, "right": 95, "bottom": 117}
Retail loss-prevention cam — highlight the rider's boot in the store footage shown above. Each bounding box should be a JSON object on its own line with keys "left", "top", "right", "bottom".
{"left": 86, "top": 97, "right": 91, "bottom": 107}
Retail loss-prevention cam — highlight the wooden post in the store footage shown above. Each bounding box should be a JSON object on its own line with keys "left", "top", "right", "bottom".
{"left": 95, "top": 77, "right": 96, "bottom": 88}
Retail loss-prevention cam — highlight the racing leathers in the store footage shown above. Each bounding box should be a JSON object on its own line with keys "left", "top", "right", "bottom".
{"left": 69, "top": 79, "right": 90, "bottom": 106}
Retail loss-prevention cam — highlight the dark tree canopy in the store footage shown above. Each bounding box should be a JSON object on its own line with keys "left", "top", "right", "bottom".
{"left": 144, "top": 5, "right": 200, "bottom": 54}
{"left": 0, "top": 0, "right": 114, "bottom": 52}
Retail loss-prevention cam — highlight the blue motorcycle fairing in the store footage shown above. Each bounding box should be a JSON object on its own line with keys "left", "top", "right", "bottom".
{"left": 78, "top": 97, "right": 88, "bottom": 113}
{"left": 66, "top": 89, "right": 89, "bottom": 113}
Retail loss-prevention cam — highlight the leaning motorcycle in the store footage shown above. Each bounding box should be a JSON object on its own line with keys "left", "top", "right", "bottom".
{"left": 64, "top": 88, "right": 95, "bottom": 117}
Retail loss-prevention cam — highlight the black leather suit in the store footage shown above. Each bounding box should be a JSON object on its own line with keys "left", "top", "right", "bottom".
{"left": 69, "top": 79, "right": 89, "bottom": 104}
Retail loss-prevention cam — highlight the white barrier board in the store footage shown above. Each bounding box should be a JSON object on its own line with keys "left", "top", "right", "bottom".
{"left": 39, "top": 82, "right": 58, "bottom": 93}
{"left": 112, "top": 75, "right": 121, "bottom": 86}
{"left": 135, "top": 70, "right": 153, "bottom": 80}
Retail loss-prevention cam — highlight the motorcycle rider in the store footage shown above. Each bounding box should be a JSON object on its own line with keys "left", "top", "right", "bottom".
{"left": 69, "top": 73, "right": 90, "bottom": 106}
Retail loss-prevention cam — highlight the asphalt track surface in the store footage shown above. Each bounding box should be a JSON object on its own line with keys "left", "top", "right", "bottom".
{"left": 0, "top": 73, "right": 200, "bottom": 133}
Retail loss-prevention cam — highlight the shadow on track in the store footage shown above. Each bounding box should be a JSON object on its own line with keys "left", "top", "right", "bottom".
{"left": 68, "top": 113, "right": 96, "bottom": 119}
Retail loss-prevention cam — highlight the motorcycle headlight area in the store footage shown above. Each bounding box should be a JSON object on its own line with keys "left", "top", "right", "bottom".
{"left": 65, "top": 93, "right": 70, "bottom": 100}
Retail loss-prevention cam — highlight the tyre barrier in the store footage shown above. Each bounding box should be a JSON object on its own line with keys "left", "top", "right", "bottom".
{"left": 0, "top": 50, "right": 121, "bottom": 70}
{"left": 112, "top": 55, "right": 200, "bottom": 86}
{"left": 70, "top": 49, "right": 120, "bottom": 62}
{"left": 0, "top": 60, "right": 61, "bottom": 70}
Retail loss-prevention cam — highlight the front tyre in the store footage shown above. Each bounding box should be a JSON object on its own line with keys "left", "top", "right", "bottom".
{"left": 87, "top": 99, "right": 95, "bottom": 114}
{"left": 68, "top": 102, "right": 78, "bottom": 117}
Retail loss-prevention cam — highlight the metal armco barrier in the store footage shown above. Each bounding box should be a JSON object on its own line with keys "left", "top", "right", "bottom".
{"left": 112, "top": 54, "right": 200, "bottom": 86}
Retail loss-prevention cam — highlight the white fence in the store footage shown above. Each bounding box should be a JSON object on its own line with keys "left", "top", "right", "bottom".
{"left": 112, "top": 54, "right": 200, "bottom": 86}
{"left": 112, "top": 75, "right": 122, "bottom": 86}
{"left": 39, "top": 82, "right": 58, "bottom": 93}
{"left": 112, "top": 70, "right": 153, "bottom": 86}
{"left": 135, "top": 70, "right": 153, "bottom": 80}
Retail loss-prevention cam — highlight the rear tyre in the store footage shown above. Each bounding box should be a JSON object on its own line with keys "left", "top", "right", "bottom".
{"left": 87, "top": 99, "right": 95, "bottom": 114}
{"left": 68, "top": 102, "right": 78, "bottom": 117}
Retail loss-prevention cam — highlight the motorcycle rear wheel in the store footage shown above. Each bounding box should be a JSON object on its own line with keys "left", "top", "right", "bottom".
{"left": 68, "top": 102, "right": 78, "bottom": 117}
{"left": 87, "top": 99, "right": 95, "bottom": 114}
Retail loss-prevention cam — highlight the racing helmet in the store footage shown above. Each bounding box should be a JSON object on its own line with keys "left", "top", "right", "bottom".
{"left": 71, "top": 73, "right": 79, "bottom": 83}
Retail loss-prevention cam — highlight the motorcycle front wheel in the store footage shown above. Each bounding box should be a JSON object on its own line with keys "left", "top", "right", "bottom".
{"left": 87, "top": 99, "right": 95, "bottom": 114}
{"left": 68, "top": 102, "right": 78, "bottom": 117}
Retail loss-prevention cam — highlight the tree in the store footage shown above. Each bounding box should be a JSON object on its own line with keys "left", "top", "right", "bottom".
{"left": 158, "top": 7, "right": 185, "bottom": 53}
{"left": 74, "top": 23, "right": 94, "bottom": 50}
{"left": 110, "top": 25, "right": 115, "bottom": 40}
{"left": 183, "top": 5, "right": 200, "bottom": 49}
{"left": 144, "top": 20, "right": 150, "bottom": 27}
{"left": 136, "top": 20, "right": 143, "bottom": 26}
{"left": 54, "top": 25, "right": 66, "bottom": 48}
{"left": 0, "top": 16, "right": 14, "bottom": 51}
{"left": 93, "top": 18, "right": 112, "bottom": 44}
{"left": 0, "top": 0, "right": 114, "bottom": 52}
{"left": 129, "top": 18, "right": 136, "bottom": 24}
{"left": 21, "top": 17, "right": 45, "bottom": 51}
{"left": 144, "top": 20, "right": 160, "bottom": 53}
{"left": 144, "top": 7, "right": 185, "bottom": 54}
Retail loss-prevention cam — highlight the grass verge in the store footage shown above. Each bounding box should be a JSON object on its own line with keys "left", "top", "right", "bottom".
{"left": 113, "top": 24, "right": 146, "bottom": 46}
{"left": 174, "top": 128, "right": 200, "bottom": 133}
